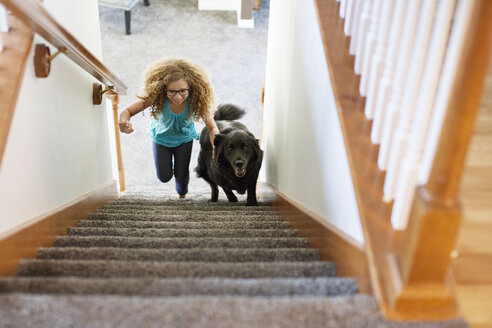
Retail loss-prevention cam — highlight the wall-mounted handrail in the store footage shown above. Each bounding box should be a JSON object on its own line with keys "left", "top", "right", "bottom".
{"left": 1, "top": 0, "right": 127, "bottom": 95}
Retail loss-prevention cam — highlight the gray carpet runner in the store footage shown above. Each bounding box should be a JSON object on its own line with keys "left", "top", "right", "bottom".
{"left": 0, "top": 191, "right": 469, "bottom": 327}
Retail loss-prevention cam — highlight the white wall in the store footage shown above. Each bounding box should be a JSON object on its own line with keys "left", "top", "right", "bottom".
{"left": 261, "top": 0, "right": 364, "bottom": 244}
{"left": 0, "top": 0, "right": 114, "bottom": 237}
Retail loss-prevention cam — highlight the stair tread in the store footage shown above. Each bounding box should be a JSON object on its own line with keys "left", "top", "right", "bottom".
{"left": 88, "top": 212, "right": 282, "bottom": 221}
{"left": 0, "top": 294, "right": 468, "bottom": 328}
{"left": 67, "top": 227, "right": 298, "bottom": 238}
{"left": 78, "top": 220, "right": 289, "bottom": 229}
{"left": 17, "top": 260, "right": 337, "bottom": 278}
{"left": 107, "top": 199, "right": 273, "bottom": 206}
{"left": 54, "top": 236, "right": 309, "bottom": 248}
{"left": 0, "top": 276, "right": 357, "bottom": 296}
{"left": 38, "top": 247, "right": 320, "bottom": 262}
{"left": 95, "top": 207, "right": 275, "bottom": 214}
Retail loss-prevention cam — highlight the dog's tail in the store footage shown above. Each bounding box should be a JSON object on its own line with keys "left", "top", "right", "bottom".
{"left": 214, "top": 104, "right": 245, "bottom": 121}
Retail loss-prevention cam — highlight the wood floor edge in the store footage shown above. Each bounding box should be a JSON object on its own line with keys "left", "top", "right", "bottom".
{"left": 0, "top": 180, "right": 118, "bottom": 276}
{"left": 260, "top": 182, "right": 372, "bottom": 294}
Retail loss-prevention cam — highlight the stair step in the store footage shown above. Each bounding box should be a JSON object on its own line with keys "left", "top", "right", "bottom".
{"left": 37, "top": 247, "right": 320, "bottom": 262}
{"left": 87, "top": 212, "right": 282, "bottom": 221}
{"left": 0, "top": 277, "right": 357, "bottom": 296}
{"left": 105, "top": 200, "right": 273, "bottom": 208}
{"left": 67, "top": 227, "right": 298, "bottom": 238}
{"left": 0, "top": 294, "right": 468, "bottom": 327}
{"left": 99, "top": 204, "right": 275, "bottom": 212}
{"left": 95, "top": 207, "right": 275, "bottom": 215}
{"left": 78, "top": 219, "right": 290, "bottom": 230}
{"left": 17, "top": 260, "right": 336, "bottom": 278}
{"left": 53, "top": 236, "right": 309, "bottom": 249}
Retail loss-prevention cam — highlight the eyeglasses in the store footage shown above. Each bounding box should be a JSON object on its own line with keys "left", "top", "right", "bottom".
{"left": 166, "top": 88, "right": 190, "bottom": 96}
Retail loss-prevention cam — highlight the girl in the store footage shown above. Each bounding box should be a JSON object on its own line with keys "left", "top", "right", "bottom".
{"left": 118, "top": 57, "right": 219, "bottom": 199}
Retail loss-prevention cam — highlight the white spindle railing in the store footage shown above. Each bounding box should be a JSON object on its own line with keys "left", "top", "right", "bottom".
{"left": 383, "top": 0, "right": 439, "bottom": 199}
{"left": 339, "top": 0, "right": 347, "bottom": 18}
{"left": 359, "top": 0, "right": 382, "bottom": 96}
{"left": 337, "top": 0, "right": 472, "bottom": 229}
{"left": 343, "top": 0, "right": 355, "bottom": 36}
{"left": 349, "top": 0, "right": 363, "bottom": 55}
{"left": 419, "top": 0, "right": 475, "bottom": 188}
{"left": 353, "top": 0, "right": 372, "bottom": 74}
{"left": 377, "top": 0, "right": 422, "bottom": 171}
{"left": 363, "top": 0, "right": 394, "bottom": 119}
{"left": 0, "top": 3, "right": 9, "bottom": 52}
{"left": 391, "top": 0, "right": 458, "bottom": 229}
{"left": 369, "top": 0, "right": 407, "bottom": 136}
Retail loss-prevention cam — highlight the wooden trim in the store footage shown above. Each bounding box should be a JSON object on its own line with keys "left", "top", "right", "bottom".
{"left": 0, "top": 181, "right": 118, "bottom": 276}
{"left": 313, "top": 0, "right": 399, "bottom": 318}
{"left": 106, "top": 91, "right": 126, "bottom": 192}
{"left": 0, "top": 15, "right": 33, "bottom": 169}
{"left": 2, "top": 0, "right": 127, "bottom": 95}
{"left": 254, "top": 0, "right": 261, "bottom": 11}
{"left": 261, "top": 183, "right": 372, "bottom": 294}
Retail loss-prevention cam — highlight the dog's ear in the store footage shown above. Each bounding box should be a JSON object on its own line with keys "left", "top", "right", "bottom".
{"left": 213, "top": 134, "right": 224, "bottom": 148}
{"left": 251, "top": 138, "right": 263, "bottom": 161}
{"left": 213, "top": 134, "right": 224, "bottom": 164}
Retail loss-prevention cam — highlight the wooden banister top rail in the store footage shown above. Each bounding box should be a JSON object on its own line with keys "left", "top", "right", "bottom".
{"left": 2, "top": 0, "right": 127, "bottom": 95}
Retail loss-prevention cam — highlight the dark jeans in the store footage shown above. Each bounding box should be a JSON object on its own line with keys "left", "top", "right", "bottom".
{"left": 152, "top": 141, "right": 193, "bottom": 196}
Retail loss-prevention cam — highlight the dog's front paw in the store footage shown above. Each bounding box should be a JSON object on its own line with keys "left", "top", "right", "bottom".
{"left": 246, "top": 200, "right": 258, "bottom": 206}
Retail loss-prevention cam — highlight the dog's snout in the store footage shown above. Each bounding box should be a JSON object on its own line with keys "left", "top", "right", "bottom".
{"left": 235, "top": 160, "right": 244, "bottom": 168}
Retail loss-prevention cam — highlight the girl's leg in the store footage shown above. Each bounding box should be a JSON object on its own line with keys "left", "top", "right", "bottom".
{"left": 173, "top": 141, "right": 193, "bottom": 196}
{"left": 152, "top": 142, "right": 173, "bottom": 183}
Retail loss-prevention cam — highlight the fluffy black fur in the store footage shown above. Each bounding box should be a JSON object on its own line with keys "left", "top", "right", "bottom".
{"left": 196, "top": 104, "right": 263, "bottom": 206}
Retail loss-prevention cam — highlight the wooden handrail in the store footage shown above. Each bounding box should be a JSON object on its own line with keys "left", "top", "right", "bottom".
{"left": 2, "top": 0, "right": 127, "bottom": 95}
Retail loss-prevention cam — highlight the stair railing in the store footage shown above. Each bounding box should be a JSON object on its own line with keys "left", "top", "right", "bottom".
{"left": 322, "top": 0, "right": 492, "bottom": 320}
{"left": 0, "top": 0, "right": 127, "bottom": 190}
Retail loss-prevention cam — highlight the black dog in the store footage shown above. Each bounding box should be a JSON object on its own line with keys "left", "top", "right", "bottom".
{"left": 196, "top": 104, "right": 263, "bottom": 206}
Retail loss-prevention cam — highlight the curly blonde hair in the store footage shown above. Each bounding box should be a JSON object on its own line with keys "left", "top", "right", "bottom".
{"left": 138, "top": 57, "right": 216, "bottom": 121}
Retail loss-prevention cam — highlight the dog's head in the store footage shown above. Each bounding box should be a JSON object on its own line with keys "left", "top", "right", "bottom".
{"left": 213, "top": 130, "right": 262, "bottom": 177}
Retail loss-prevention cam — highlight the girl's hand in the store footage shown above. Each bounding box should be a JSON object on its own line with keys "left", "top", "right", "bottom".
{"left": 119, "top": 121, "right": 134, "bottom": 134}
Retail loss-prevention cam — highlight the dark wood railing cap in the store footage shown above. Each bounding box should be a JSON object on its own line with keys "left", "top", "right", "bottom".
{"left": 2, "top": 0, "right": 127, "bottom": 95}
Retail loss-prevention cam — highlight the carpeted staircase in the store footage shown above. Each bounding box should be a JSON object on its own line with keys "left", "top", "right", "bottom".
{"left": 0, "top": 190, "right": 468, "bottom": 327}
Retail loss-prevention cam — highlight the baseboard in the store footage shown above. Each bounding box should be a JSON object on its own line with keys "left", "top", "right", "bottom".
{"left": 0, "top": 180, "right": 118, "bottom": 276}
{"left": 260, "top": 183, "right": 372, "bottom": 294}
{"left": 237, "top": 18, "right": 254, "bottom": 28}
{"left": 198, "top": 0, "right": 237, "bottom": 11}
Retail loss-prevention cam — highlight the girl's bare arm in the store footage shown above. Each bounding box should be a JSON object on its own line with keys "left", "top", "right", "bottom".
{"left": 203, "top": 115, "right": 220, "bottom": 147}
{"left": 119, "top": 99, "right": 152, "bottom": 134}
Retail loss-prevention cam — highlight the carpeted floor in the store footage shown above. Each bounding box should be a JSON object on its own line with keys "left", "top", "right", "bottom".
{"left": 0, "top": 193, "right": 469, "bottom": 327}
{"left": 98, "top": 0, "right": 269, "bottom": 192}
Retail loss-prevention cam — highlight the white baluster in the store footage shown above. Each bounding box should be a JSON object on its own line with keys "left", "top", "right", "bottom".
{"left": 354, "top": 0, "right": 373, "bottom": 74}
{"left": 393, "top": 0, "right": 464, "bottom": 229}
{"left": 363, "top": 0, "right": 394, "bottom": 119}
{"left": 344, "top": 0, "right": 355, "bottom": 36}
{"left": 340, "top": 0, "right": 347, "bottom": 18}
{"left": 359, "top": 0, "right": 383, "bottom": 97}
{"left": 0, "top": 4, "right": 9, "bottom": 52}
{"left": 0, "top": 4, "right": 8, "bottom": 32}
{"left": 419, "top": 0, "right": 476, "bottom": 187}
{"left": 383, "top": 0, "right": 439, "bottom": 200}
{"left": 370, "top": 0, "right": 407, "bottom": 143}
{"left": 349, "top": 0, "right": 363, "bottom": 55}
{"left": 377, "top": 0, "right": 422, "bottom": 171}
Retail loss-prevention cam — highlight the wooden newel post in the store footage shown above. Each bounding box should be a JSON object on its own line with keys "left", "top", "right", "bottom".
{"left": 392, "top": 0, "right": 492, "bottom": 316}
{"left": 106, "top": 91, "right": 125, "bottom": 192}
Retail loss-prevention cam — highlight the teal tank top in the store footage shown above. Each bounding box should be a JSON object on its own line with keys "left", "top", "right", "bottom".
{"left": 148, "top": 100, "right": 200, "bottom": 147}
